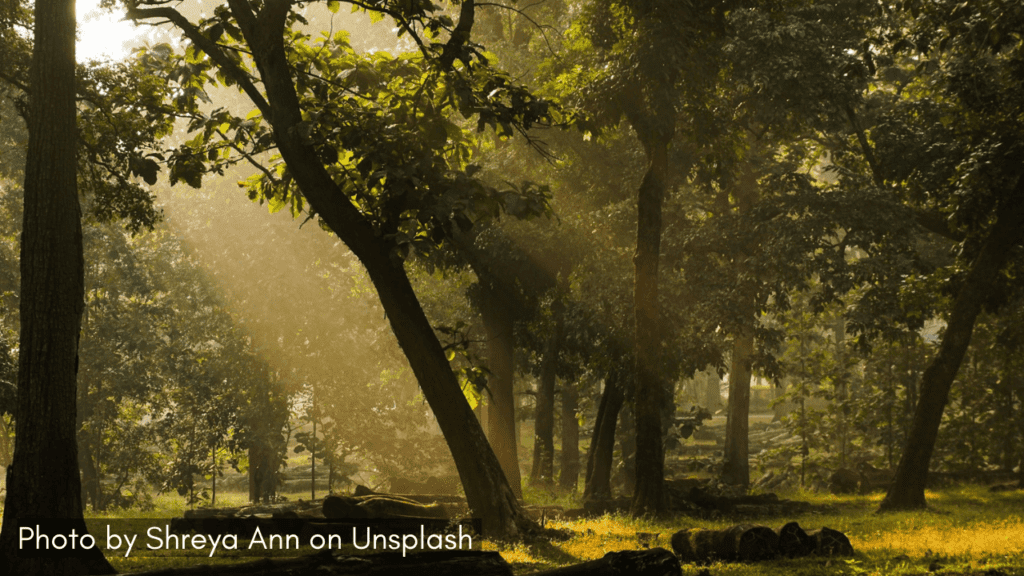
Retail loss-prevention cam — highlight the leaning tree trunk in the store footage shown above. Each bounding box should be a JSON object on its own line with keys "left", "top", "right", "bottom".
{"left": 195, "top": 1, "right": 535, "bottom": 539}
{"left": 479, "top": 280, "right": 522, "bottom": 499}
{"left": 880, "top": 184, "right": 1024, "bottom": 511}
{"left": 584, "top": 371, "right": 625, "bottom": 501}
{"left": 0, "top": 0, "right": 115, "bottom": 572}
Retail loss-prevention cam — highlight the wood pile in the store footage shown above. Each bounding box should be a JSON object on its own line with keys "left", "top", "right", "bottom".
{"left": 671, "top": 522, "right": 853, "bottom": 564}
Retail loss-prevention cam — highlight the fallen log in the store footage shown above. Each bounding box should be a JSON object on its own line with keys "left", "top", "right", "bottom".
{"left": 322, "top": 495, "right": 449, "bottom": 520}
{"left": 808, "top": 527, "right": 854, "bottom": 556}
{"left": 775, "top": 522, "right": 814, "bottom": 558}
{"left": 353, "top": 484, "right": 466, "bottom": 505}
{"left": 671, "top": 524, "right": 778, "bottom": 563}
{"left": 531, "top": 548, "right": 681, "bottom": 576}
{"left": 121, "top": 550, "right": 513, "bottom": 576}
{"left": 123, "top": 545, "right": 512, "bottom": 573}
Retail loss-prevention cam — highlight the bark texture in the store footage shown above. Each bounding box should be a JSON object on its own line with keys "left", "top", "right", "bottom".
{"left": 0, "top": 0, "right": 115, "bottom": 572}
{"left": 583, "top": 373, "right": 625, "bottom": 501}
{"left": 558, "top": 381, "right": 580, "bottom": 491}
{"left": 721, "top": 328, "right": 753, "bottom": 487}
{"left": 479, "top": 281, "right": 522, "bottom": 499}
{"left": 631, "top": 134, "right": 671, "bottom": 515}
{"left": 720, "top": 169, "right": 759, "bottom": 488}
{"left": 879, "top": 182, "right": 1024, "bottom": 511}
{"left": 530, "top": 301, "right": 563, "bottom": 486}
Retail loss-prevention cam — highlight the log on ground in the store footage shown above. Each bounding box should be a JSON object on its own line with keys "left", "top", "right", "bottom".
{"left": 671, "top": 524, "right": 777, "bottom": 563}
{"left": 323, "top": 494, "right": 449, "bottom": 519}
{"left": 121, "top": 550, "right": 512, "bottom": 576}
{"left": 808, "top": 527, "right": 854, "bottom": 556}
{"left": 531, "top": 548, "right": 681, "bottom": 576}
{"left": 775, "top": 521, "right": 815, "bottom": 558}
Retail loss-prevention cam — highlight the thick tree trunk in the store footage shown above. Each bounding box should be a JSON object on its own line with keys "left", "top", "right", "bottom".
{"left": 559, "top": 382, "right": 580, "bottom": 491}
{"left": 479, "top": 281, "right": 522, "bottom": 499}
{"left": 721, "top": 328, "right": 753, "bottom": 487}
{"left": 632, "top": 138, "right": 671, "bottom": 515}
{"left": 530, "top": 302, "right": 563, "bottom": 486}
{"left": 879, "top": 185, "right": 1024, "bottom": 511}
{"left": 584, "top": 373, "right": 625, "bottom": 500}
{"left": 219, "top": 1, "right": 535, "bottom": 539}
{"left": 0, "top": 0, "right": 115, "bottom": 572}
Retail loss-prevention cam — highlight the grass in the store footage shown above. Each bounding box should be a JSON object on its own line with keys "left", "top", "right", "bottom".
{"left": 494, "top": 485, "right": 1024, "bottom": 575}
{"left": 3, "top": 484, "right": 1023, "bottom": 574}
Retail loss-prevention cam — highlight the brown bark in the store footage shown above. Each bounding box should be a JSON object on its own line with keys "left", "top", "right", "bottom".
{"left": 631, "top": 136, "right": 671, "bottom": 515}
{"left": 558, "top": 381, "right": 580, "bottom": 491}
{"left": 879, "top": 182, "right": 1024, "bottom": 511}
{"left": 720, "top": 168, "right": 759, "bottom": 488}
{"left": 671, "top": 525, "right": 779, "bottom": 564}
{"left": 532, "top": 548, "right": 681, "bottom": 576}
{"left": 479, "top": 281, "right": 522, "bottom": 499}
{"left": 0, "top": 0, "right": 114, "bottom": 571}
{"left": 170, "top": 0, "right": 536, "bottom": 539}
{"left": 721, "top": 328, "right": 753, "bottom": 487}
{"left": 530, "top": 301, "right": 564, "bottom": 486}
{"left": 583, "top": 373, "right": 625, "bottom": 500}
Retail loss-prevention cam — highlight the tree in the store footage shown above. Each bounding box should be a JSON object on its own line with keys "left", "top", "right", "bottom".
{"left": 554, "top": 0, "right": 730, "bottom": 516}
{"left": 126, "top": 0, "right": 563, "bottom": 539}
{"left": 0, "top": 0, "right": 116, "bottom": 571}
{"left": 832, "top": 1, "right": 1024, "bottom": 511}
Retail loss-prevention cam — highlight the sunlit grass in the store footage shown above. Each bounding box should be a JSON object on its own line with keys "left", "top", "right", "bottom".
{"left": 490, "top": 484, "right": 1024, "bottom": 574}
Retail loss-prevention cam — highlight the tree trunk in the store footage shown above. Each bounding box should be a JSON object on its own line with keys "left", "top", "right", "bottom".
{"left": 720, "top": 169, "right": 759, "bottom": 489}
{"left": 311, "top": 418, "right": 317, "bottom": 501}
{"left": 0, "top": 0, "right": 115, "bottom": 572}
{"left": 721, "top": 328, "right": 753, "bottom": 487}
{"left": 703, "top": 371, "right": 721, "bottom": 412}
{"left": 584, "top": 373, "right": 625, "bottom": 500}
{"left": 879, "top": 185, "right": 1024, "bottom": 511}
{"left": 479, "top": 281, "right": 522, "bottom": 499}
{"left": 531, "top": 299, "right": 563, "bottom": 486}
{"left": 248, "top": 442, "right": 277, "bottom": 504}
{"left": 0, "top": 416, "right": 11, "bottom": 468}
{"left": 219, "top": 2, "right": 535, "bottom": 539}
{"left": 631, "top": 136, "right": 671, "bottom": 515}
{"left": 616, "top": 401, "right": 637, "bottom": 494}
{"left": 559, "top": 382, "right": 580, "bottom": 491}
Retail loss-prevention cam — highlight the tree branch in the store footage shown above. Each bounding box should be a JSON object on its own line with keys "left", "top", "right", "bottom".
{"left": 440, "top": 0, "right": 475, "bottom": 70}
{"left": 125, "top": 2, "right": 272, "bottom": 118}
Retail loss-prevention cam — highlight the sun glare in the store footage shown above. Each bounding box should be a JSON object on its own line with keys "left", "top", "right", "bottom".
{"left": 77, "top": 0, "right": 142, "bottom": 62}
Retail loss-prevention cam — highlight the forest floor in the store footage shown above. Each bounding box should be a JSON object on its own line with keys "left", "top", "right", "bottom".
{"left": 501, "top": 484, "right": 1024, "bottom": 575}
{"left": 23, "top": 483, "right": 1011, "bottom": 575}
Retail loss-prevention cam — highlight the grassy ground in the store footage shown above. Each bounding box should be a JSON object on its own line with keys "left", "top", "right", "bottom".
{"left": 497, "top": 485, "right": 1024, "bottom": 575}
{"left": 3, "top": 484, "right": 1023, "bottom": 574}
